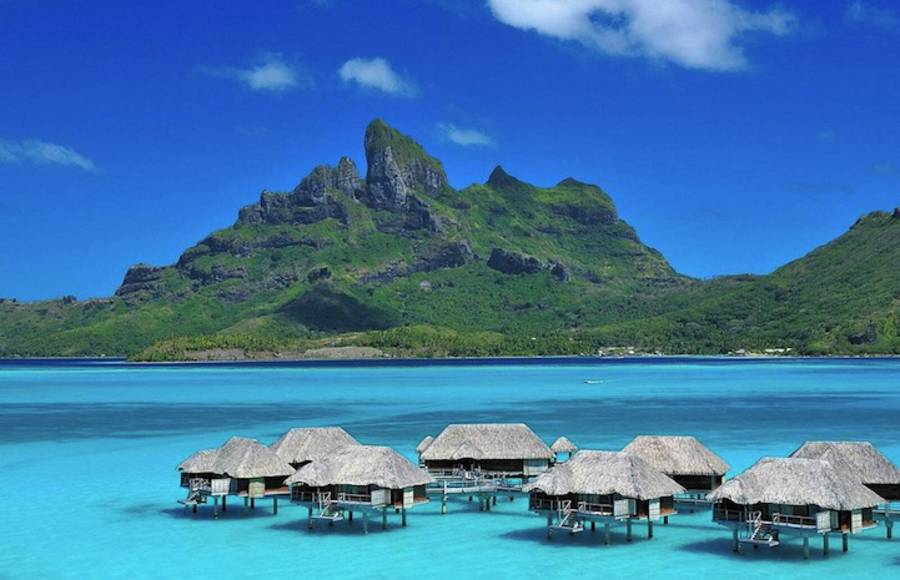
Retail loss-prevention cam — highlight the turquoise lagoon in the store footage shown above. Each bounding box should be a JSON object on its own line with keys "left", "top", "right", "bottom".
{"left": 0, "top": 358, "right": 898, "bottom": 579}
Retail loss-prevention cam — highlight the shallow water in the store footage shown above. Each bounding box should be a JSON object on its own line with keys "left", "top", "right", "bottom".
{"left": 0, "top": 357, "right": 898, "bottom": 579}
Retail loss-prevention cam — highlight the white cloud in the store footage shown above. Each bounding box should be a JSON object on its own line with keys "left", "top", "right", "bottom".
{"left": 487, "top": 0, "right": 795, "bottom": 72}
{"left": 0, "top": 139, "right": 96, "bottom": 171}
{"left": 847, "top": 1, "right": 899, "bottom": 31}
{"left": 200, "top": 54, "right": 312, "bottom": 93}
{"left": 338, "top": 57, "right": 417, "bottom": 96}
{"left": 438, "top": 123, "right": 495, "bottom": 146}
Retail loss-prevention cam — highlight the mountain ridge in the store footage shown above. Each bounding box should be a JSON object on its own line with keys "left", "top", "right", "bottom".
{"left": 0, "top": 120, "right": 897, "bottom": 359}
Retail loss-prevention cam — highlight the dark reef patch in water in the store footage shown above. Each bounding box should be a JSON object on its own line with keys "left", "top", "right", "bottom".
{"left": 0, "top": 402, "right": 344, "bottom": 443}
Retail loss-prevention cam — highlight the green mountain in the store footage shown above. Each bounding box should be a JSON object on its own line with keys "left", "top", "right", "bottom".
{"left": 1, "top": 120, "right": 898, "bottom": 359}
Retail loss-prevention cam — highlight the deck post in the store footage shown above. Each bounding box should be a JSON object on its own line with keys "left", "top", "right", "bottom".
{"left": 823, "top": 533, "right": 829, "bottom": 556}
{"left": 273, "top": 497, "right": 278, "bottom": 515}
{"left": 732, "top": 527, "right": 740, "bottom": 553}
{"left": 192, "top": 504, "right": 197, "bottom": 514}
{"left": 479, "top": 497, "right": 484, "bottom": 512}
{"left": 591, "top": 521, "right": 596, "bottom": 533}
{"left": 307, "top": 505, "right": 313, "bottom": 530}
{"left": 363, "top": 512, "right": 368, "bottom": 535}
{"left": 663, "top": 515, "right": 669, "bottom": 525}
{"left": 250, "top": 498, "right": 255, "bottom": 510}
{"left": 648, "top": 519, "right": 653, "bottom": 539}
{"left": 492, "top": 495, "right": 497, "bottom": 506}
{"left": 222, "top": 495, "right": 227, "bottom": 512}
{"left": 213, "top": 496, "right": 219, "bottom": 519}
{"left": 626, "top": 519, "right": 632, "bottom": 542}
{"left": 382, "top": 509, "right": 387, "bottom": 529}
{"left": 842, "top": 533, "right": 848, "bottom": 552}
{"left": 244, "top": 497, "right": 248, "bottom": 512}
{"left": 468, "top": 495, "right": 473, "bottom": 502}
{"left": 604, "top": 521, "right": 611, "bottom": 545}
{"left": 441, "top": 494, "right": 447, "bottom": 515}
{"left": 348, "top": 510, "right": 353, "bottom": 523}
{"left": 401, "top": 507, "right": 407, "bottom": 527}
{"left": 802, "top": 535, "right": 810, "bottom": 560}
{"left": 886, "top": 515, "right": 892, "bottom": 539}
{"left": 547, "top": 511, "right": 553, "bottom": 527}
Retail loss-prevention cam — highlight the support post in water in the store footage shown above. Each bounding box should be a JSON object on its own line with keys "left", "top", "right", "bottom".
{"left": 401, "top": 507, "right": 407, "bottom": 527}
{"left": 823, "top": 533, "right": 829, "bottom": 556}
{"left": 842, "top": 533, "right": 849, "bottom": 552}
{"left": 648, "top": 519, "right": 653, "bottom": 539}
{"left": 307, "top": 506, "right": 313, "bottom": 530}
{"left": 272, "top": 497, "right": 277, "bottom": 515}
{"left": 664, "top": 515, "right": 669, "bottom": 525}
{"left": 222, "top": 496, "right": 227, "bottom": 512}
{"left": 604, "top": 521, "right": 611, "bottom": 545}
{"left": 348, "top": 510, "right": 353, "bottom": 523}
{"left": 363, "top": 512, "right": 368, "bottom": 535}
{"left": 802, "top": 535, "right": 810, "bottom": 560}
{"left": 732, "top": 528, "right": 739, "bottom": 553}
{"left": 382, "top": 509, "right": 387, "bottom": 529}
{"left": 213, "top": 496, "right": 219, "bottom": 519}
{"left": 626, "top": 519, "right": 632, "bottom": 542}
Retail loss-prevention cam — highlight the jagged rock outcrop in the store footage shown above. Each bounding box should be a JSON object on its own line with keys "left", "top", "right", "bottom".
{"left": 363, "top": 119, "right": 448, "bottom": 210}
{"left": 487, "top": 248, "right": 570, "bottom": 281}
{"left": 848, "top": 320, "right": 878, "bottom": 345}
{"left": 116, "top": 263, "right": 166, "bottom": 296}
{"left": 307, "top": 266, "right": 331, "bottom": 283}
{"left": 294, "top": 157, "right": 363, "bottom": 202}
{"left": 486, "top": 165, "right": 533, "bottom": 194}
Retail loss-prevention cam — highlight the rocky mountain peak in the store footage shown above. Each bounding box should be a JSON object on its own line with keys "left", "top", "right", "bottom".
{"left": 486, "top": 165, "right": 531, "bottom": 194}
{"left": 363, "top": 118, "right": 448, "bottom": 209}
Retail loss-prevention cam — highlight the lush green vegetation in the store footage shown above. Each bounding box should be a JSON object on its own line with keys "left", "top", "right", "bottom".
{"left": 1, "top": 121, "right": 897, "bottom": 361}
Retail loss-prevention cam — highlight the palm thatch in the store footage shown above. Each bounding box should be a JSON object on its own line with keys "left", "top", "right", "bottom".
{"left": 177, "top": 448, "right": 219, "bottom": 473}
{"left": 707, "top": 457, "right": 885, "bottom": 510}
{"left": 285, "top": 445, "right": 433, "bottom": 489}
{"left": 551, "top": 436, "right": 577, "bottom": 454}
{"left": 420, "top": 423, "right": 554, "bottom": 461}
{"left": 523, "top": 450, "right": 685, "bottom": 500}
{"left": 789, "top": 441, "right": 900, "bottom": 485}
{"left": 416, "top": 435, "right": 434, "bottom": 454}
{"left": 209, "top": 436, "right": 295, "bottom": 479}
{"left": 270, "top": 427, "right": 359, "bottom": 465}
{"left": 623, "top": 435, "right": 729, "bottom": 476}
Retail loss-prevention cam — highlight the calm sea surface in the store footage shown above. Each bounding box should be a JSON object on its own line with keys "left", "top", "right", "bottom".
{"left": 0, "top": 357, "right": 898, "bottom": 578}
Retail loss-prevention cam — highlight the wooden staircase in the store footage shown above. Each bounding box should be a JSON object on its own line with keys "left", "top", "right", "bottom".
{"left": 741, "top": 511, "right": 779, "bottom": 547}
{"left": 551, "top": 500, "right": 584, "bottom": 534}
{"left": 312, "top": 492, "right": 344, "bottom": 522}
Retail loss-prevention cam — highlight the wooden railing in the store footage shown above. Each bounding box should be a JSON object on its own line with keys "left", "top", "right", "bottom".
{"left": 578, "top": 501, "right": 613, "bottom": 515}
{"left": 713, "top": 507, "right": 747, "bottom": 522}
{"left": 772, "top": 513, "right": 816, "bottom": 528}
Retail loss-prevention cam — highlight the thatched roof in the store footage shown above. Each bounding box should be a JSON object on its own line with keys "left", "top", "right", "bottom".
{"left": 270, "top": 427, "right": 359, "bottom": 465}
{"left": 285, "top": 445, "right": 433, "bottom": 489}
{"left": 551, "top": 436, "right": 577, "bottom": 454}
{"left": 790, "top": 441, "right": 900, "bottom": 485}
{"left": 623, "top": 435, "right": 729, "bottom": 476}
{"left": 707, "top": 457, "right": 885, "bottom": 510}
{"left": 523, "top": 450, "right": 685, "bottom": 500}
{"left": 177, "top": 448, "right": 219, "bottom": 473}
{"left": 420, "top": 423, "right": 554, "bottom": 461}
{"left": 209, "top": 436, "right": 295, "bottom": 479}
{"left": 416, "top": 435, "right": 434, "bottom": 454}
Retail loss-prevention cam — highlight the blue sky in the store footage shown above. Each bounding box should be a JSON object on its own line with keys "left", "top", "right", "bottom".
{"left": 1, "top": 0, "right": 898, "bottom": 300}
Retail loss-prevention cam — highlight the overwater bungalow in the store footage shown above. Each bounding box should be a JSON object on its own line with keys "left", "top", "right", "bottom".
{"left": 416, "top": 435, "right": 434, "bottom": 466}
{"left": 177, "top": 436, "right": 296, "bottom": 515}
{"left": 286, "top": 445, "right": 432, "bottom": 534}
{"left": 270, "top": 426, "right": 359, "bottom": 468}
{"left": 790, "top": 440, "right": 900, "bottom": 539}
{"left": 551, "top": 436, "right": 577, "bottom": 462}
{"left": 524, "top": 450, "right": 684, "bottom": 543}
{"left": 707, "top": 457, "right": 885, "bottom": 558}
{"left": 421, "top": 423, "right": 554, "bottom": 481}
{"left": 623, "top": 435, "right": 729, "bottom": 503}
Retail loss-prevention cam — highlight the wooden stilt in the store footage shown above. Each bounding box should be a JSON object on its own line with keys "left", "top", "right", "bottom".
{"left": 479, "top": 497, "right": 484, "bottom": 512}
{"left": 886, "top": 516, "right": 892, "bottom": 539}
{"left": 732, "top": 528, "right": 740, "bottom": 553}
{"left": 626, "top": 519, "right": 632, "bottom": 542}
{"left": 222, "top": 495, "right": 227, "bottom": 512}
{"left": 604, "top": 521, "right": 611, "bottom": 545}
{"left": 468, "top": 495, "right": 473, "bottom": 502}
{"left": 401, "top": 507, "right": 407, "bottom": 527}
{"left": 648, "top": 519, "right": 653, "bottom": 539}
{"left": 547, "top": 511, "right": 553, "bottom": 527}
{"left": 244, "top": 497, "right": 249, "bottom": 512}
{"left": 307, "top": 505, "right": 313, "bottom": 530}
{"left": 802, "top": 535, "right": 810, "bottom": 560}
{"left": 250, "top": 497, "right": 255, "bottom": 510}
{"left": 591, "top": 521, "right": 596, "bottom": 533}
{"left": 663, "top": 515, "right": 669, "bottom": 525}
{"left": 842, "top": 534, "right": 848, "bottom": 552}
{"left": 441, "top": 494, "right": 447, "bottom": 515}
{"left": 382, "top": 510, "right": 387, "bottom": 529}
{"left": 273, "top": 497, "right": 278, "bottom": 515}
{"left": 823, "top": 533, "right": 829, "bottom": 556}
{"left": 492, "top": 495, "right": 497, "bottom": 506}
{"left": 213, "top": 496, "right": 219, "bottom": 519}
{"left": 363, "top": 512, "right": 368, "bottom": 535}
{"left": 192, "top": 504, "right": 197, "bottom": 514}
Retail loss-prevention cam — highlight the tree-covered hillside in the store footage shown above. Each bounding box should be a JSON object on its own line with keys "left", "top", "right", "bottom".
{"left": 0, "top": 120, "right": 897, "bottom": 359}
